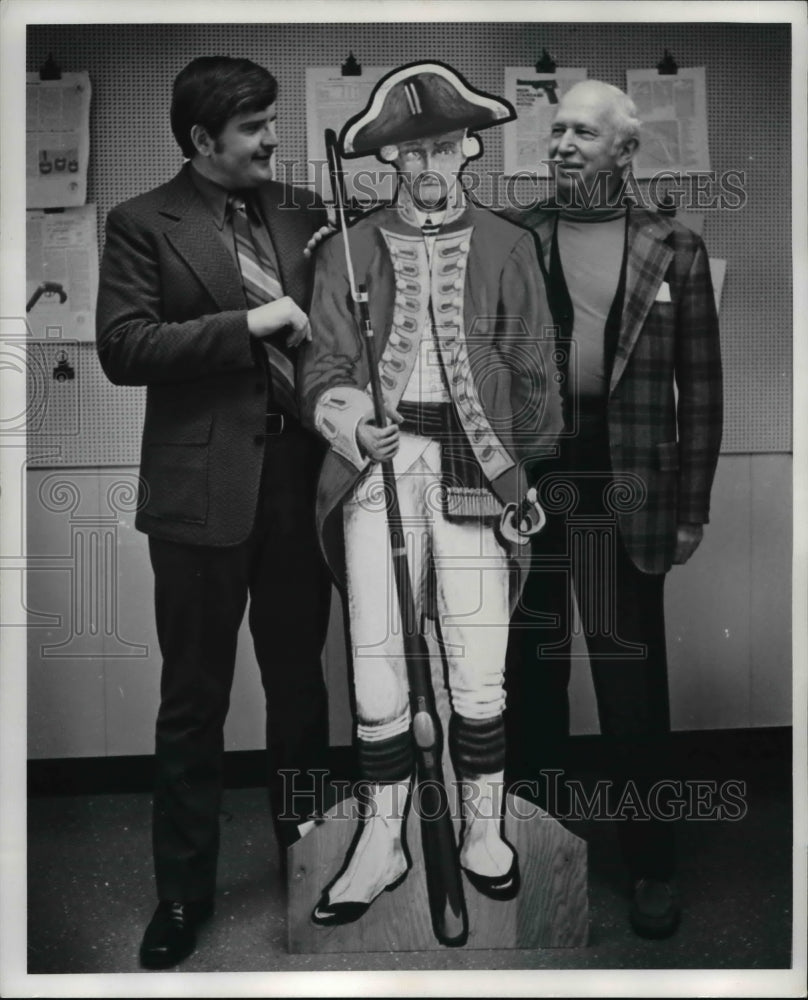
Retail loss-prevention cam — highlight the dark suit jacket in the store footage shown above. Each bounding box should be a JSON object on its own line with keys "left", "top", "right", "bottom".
{"left": 96, "top": 164, "right": 327, "bottom": 546}
{"left": 520, "top": 206, "right": 723, "bottom": 575}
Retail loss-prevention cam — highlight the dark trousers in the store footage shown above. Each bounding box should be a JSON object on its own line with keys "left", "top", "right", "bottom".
{"left": 505, "top": 430, "right": 675, "bottom": 881}
{"left": 148, "top": 424, "right": 332, "bottom": 902}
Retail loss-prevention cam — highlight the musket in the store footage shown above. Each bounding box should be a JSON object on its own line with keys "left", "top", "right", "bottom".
{"left": 324, "top": 128, "right": 469, "bottom": 948}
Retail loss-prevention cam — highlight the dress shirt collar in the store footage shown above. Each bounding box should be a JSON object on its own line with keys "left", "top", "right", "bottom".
{"left": 188, "top": 166, "right": 265, "bottom": 230}
{"left": 189, "top": 164, "right": 231, "bottom": 231}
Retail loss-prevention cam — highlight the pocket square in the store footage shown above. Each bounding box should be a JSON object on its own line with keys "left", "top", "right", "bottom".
{"left": 654, "top": 282, "right": 672, "bottom": 303}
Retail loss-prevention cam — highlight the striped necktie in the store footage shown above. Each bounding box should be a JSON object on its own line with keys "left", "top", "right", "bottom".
{"left": 229, "top": 194, "right": 298, "bottom": 417}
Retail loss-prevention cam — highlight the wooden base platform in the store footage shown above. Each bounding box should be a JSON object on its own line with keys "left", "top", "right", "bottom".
{"left": 287, "top": 792, "right": 588, "bottom": 953}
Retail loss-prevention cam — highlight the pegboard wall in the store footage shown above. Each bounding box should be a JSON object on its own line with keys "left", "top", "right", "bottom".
{"left": 26, "top": 21, "right": 792, "bottom": 464}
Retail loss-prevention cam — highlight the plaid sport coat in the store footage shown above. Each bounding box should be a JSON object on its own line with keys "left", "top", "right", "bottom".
{"left": 520, "top": 205, "right": 723, "bottom": 575}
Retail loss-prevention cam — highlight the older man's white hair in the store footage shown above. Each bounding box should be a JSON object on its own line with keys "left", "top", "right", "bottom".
{"left": 563, "top": 79, "right": 642, "bottom": 147}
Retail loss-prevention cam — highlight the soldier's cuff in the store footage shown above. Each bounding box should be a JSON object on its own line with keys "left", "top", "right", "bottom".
{"left": 315, "top": 386, "right": 374, "bottom": 470}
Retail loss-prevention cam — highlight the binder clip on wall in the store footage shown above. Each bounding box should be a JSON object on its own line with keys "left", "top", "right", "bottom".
{"left": 657, "top": 49, "right": 678, "bottom": 75}
{"left": 39, "top": 52, "right": 62, "bottom": 80}
{"left": 341, "top": 52, "right": 362, "bottom": 76}
{"left": 535, "top": 48, "right": 556, "bottom": 73}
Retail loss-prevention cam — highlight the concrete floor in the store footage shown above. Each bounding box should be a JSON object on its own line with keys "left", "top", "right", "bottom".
{"left": 25, "top": 750, "right": 793, "bottom": 984}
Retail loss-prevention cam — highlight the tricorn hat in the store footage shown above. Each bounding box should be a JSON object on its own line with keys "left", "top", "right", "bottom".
{"left": 340, "top": 61, "right": 515, "bottom": 158}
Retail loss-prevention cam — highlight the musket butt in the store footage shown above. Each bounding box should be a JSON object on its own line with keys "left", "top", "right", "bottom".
{"left": 435, "top": 898, "right": 469, "bottom": 948}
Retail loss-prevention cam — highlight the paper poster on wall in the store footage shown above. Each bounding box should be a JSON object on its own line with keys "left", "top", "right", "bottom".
{"left": 26, "top": 205, "right": 98, "bottom": 342}
{"left": 625, "top": 67, "right": 711, "bottom": 178}
{"left": 503, "top": 67, "right": 587, "bottom": 176}
{"left": 26, "top": 71, "right": 91, "bottom": 208}
{"left": 306, "top": 67, "right": 396, "bottom": 204}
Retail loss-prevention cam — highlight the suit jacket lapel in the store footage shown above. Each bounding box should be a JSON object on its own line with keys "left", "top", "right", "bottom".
{"left": 522, "top": 207, "right": 556, "bottom": 276}
{"left": 159, "top": 168, "right": 247, "bottom": 313}
{"left": 610, "top": 209, "right": 674, "bottom": 391}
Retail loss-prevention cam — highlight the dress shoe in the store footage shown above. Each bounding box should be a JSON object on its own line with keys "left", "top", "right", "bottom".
{"left": 461, "top": 845, "right": 520, "bottom": 901}
{"left": 139, "top": 896, "right": 214, "bottom": 969}
{"left": 629, "top": 878, "right": 681, "bottom": 939}
{"left": 311, "top": 866, "right": 410, "bottom": 926}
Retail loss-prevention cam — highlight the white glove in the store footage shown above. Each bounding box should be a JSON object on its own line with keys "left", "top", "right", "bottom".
{"left": 499, "top": 487, "right": 547, "bottom": 545}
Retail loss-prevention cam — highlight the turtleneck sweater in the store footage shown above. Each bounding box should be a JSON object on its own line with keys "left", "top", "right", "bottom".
{"left": 551, "top": 207, "right": 627, "bottom": 402}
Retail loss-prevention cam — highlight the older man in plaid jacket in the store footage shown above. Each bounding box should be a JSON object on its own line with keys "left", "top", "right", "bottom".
{"left": 504, "top": 80, "right": 723, "bottom": 939}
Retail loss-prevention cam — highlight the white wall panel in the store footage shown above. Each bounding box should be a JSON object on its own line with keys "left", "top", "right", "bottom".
{"left": 26, "top": 454, "right": 793, "bottom": 758}
{"left": 749, "top": 454, "right": 793, "bottom": 726}
{"left": 667, "top": 457, "right": 754, "bottom": 730}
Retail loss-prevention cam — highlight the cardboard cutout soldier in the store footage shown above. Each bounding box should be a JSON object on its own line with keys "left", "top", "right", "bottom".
{"left": 300, "top": 62, "right": 562, "bottom": 927}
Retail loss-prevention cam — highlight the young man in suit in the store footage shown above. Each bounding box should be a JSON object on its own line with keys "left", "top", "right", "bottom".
{"left": 96, "top": 56, "right": 332, "bottom": 968}
{"left": 504, "top": 80, "right": 723, "bottom": 938}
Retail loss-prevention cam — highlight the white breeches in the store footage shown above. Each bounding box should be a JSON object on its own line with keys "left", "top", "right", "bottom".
{"left": 342, "top": 434, "right": 510, "bottom": 743}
